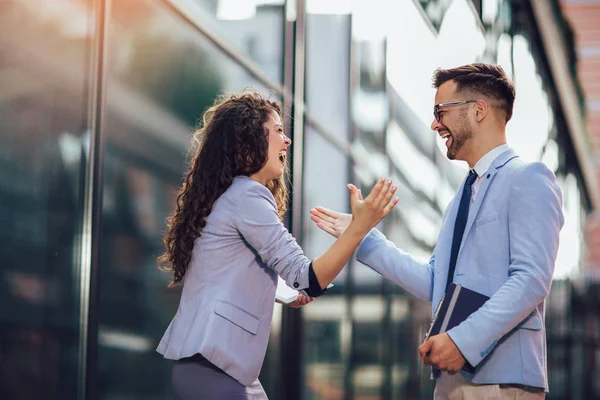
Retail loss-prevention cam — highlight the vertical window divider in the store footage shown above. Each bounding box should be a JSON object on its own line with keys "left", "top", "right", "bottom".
{"left": 78, "top": 0, "right": 110, "bottom": 399}
{"left": 281, "top": 1, "right": 306, "bottom": 399}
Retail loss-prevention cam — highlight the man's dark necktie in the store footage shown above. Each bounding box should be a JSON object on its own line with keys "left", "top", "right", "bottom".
{"left": 445, "top": 170, "right": 478, "bottom": 292}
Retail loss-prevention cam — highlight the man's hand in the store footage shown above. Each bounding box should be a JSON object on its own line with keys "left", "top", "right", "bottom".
{"left": 419, "top": 333, "right": 466, "bottom": 375}
{"left": 310, "top": 206, "right": 352, "bottom": 238}
{"left": 278, "top": 294, "right": 314, "bottom": 308}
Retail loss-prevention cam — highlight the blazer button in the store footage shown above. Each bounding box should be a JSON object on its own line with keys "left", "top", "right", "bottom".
{"left": 293, "top": 282, "right": 299, "bottom": 288}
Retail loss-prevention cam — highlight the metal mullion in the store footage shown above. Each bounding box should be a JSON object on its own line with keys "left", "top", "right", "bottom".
{"left": 380, "top": 35, "right": 394, "bottom": 400}
{"left": 78, "top": 0, "right": 110, "bottom": 399}
{"left": 280, "top": 2, "right": 306, "bottom": 400}
{"left": 345, "top": 12, "right": 359, "bottom": 400}
{"left": 291, "top": 0, "right": 306, "bottom": 240}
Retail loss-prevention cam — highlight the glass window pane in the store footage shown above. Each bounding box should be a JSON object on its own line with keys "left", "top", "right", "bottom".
{"left": 303, "top": 12, "right": 354, "bottom": 398}
{"left": 0, "top": 1, "right": 94, "bottom": 398}
{"left": 305, "top": 12, "right": 351, "bottom": 143}
{"left": 507, "top": 35, "right": 553, "bottom": 163}
{"left": 176, "top": 0, "right": 285, "bottom": 83}
{"left": 302, "top": 128, "right": 350, "bottom": 400}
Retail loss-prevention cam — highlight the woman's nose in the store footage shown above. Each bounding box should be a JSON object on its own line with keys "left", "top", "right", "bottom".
{"left": 284, "top": 135, "right": 292, "bottom": 146}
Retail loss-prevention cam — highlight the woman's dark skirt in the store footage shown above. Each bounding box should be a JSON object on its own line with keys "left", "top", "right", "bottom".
{"left": 171, "top": 354, "right": 268, "bottom": 400}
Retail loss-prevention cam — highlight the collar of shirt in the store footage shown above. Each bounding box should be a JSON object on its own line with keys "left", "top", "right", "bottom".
{"left": 470, "top": 144, "right": 510, "bottom": 204}
{"left": 472, "top": 144, "right": 510, "bottom": 178}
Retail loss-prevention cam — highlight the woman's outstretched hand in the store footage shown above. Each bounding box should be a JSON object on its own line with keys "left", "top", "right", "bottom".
{"left": 349, "top": 178, "right": 397, "bottom": 234}
{"left": 308, "top": 179, "right": 397, "bottom": 289}
{"left": 310, "top": 178, "right": 397, "bottom": 238}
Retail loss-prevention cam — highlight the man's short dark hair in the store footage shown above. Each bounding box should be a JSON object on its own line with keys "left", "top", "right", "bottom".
{"left": 432, "top": 63, "right": 516, "bottom": 122}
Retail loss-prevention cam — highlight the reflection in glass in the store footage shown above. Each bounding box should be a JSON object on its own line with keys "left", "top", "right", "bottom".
{"left": 352, "top": 40, "right": 387, "bottom": 150}
{"left": 303, "top": 296, "right": 349, "bottom": 400}
{"left": 188, "top": 0, "right": 285, "bottom": 83}
{"left": 303, "top": 12, "right": 353, "bottom": 398}
{"left": 0, "top": 1, "right": 93, "bottom": 398}
{"left": 386, "top": 0, "right": 437, "bottom": 131}
{"left": 482, "top": 0, "right": 500, "bottom": 24}
{"left": 302, "top": 131, "right": 350, "bottom": 400}
{"left": 555, "top": 174, "right": 583, "bottom": 280}
{"left": 507, "top": 35, "right": 552, "bottom": 163}
{"left": 417, "top": 0, "right": 449, "bottom": 31}
{"left": 305, "top": 12, "right": 351, "bottom": 139}
{"left": 436, "top": 0, "right": 486, "bottom": 68}
{"left": 495, "top": 33, "right": 514, "bottom": 79}
{"left": 387, "top": 122, "right": 440, "bottom": 201}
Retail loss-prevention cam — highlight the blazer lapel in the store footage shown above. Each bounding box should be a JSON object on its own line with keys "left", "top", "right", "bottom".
{"left": 457, "top": 149, "right": 519, "bottom": 257}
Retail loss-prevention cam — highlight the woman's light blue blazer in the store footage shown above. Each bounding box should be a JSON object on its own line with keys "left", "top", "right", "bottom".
{"left": 157, "top": 176, "right": 312, "bottom": 386}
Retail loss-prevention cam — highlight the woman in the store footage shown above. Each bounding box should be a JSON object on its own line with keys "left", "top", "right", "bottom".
{"left": 156, "top": 91, "right": 398, "bottom": 399}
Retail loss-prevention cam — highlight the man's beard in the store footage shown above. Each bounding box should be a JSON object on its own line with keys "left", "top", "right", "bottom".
{"left": 446, "top": 125, "right": 473, "bottom": 160}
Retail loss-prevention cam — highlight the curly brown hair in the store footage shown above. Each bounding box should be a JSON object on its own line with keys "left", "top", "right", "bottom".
{"left": 158, "top": 91, "right": 288, "bottom": 286}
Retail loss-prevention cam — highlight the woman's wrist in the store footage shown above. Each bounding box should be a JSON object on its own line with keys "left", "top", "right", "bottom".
{"left": 345, "top": 221, "right": 371, "bottom": 238}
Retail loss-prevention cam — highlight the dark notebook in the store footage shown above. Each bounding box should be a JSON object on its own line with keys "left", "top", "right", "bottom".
{"left": 424, "top": 283, "right": 490, "bottom": 372}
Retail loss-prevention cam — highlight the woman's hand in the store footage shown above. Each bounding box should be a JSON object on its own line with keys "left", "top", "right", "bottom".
{"left": 310, "top": 207, "right": 352, "bottom": 238}
{"left": 308, "top": 179, "right": 397, "bottom": 289}
{"left": 282, "top": 294, "right": 314, "bottom": 308}
{"left": 310, "top": 179, "right": 397, "bottom": 237}
{"left": 348, "top": 178, "right": 397, "bottom": 234}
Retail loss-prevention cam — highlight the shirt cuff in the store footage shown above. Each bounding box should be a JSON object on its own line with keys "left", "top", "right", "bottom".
{"left": 305, "top": 262, "right": 327, "bottom": 298}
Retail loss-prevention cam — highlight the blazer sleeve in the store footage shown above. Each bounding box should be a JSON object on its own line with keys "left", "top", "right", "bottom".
{"left": 356, "top": 229, "right": 435, "bottom": 302}
{"left": 233, "top": 183, "right": 312, "bottom": 294}
{"left": 447, "top": 162, "right": 564, "bottom": 367}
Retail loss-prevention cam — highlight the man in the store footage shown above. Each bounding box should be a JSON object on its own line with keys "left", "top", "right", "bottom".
{"left": 310, "top": 63, "right": 564, "bottom": 399}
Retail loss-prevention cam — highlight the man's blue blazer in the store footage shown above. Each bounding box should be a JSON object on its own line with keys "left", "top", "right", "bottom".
{"left": 357, "top": 149, "right": 564, "bottom": 391}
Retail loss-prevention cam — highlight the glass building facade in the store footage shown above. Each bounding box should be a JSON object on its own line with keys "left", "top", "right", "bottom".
{"left": 0, "top": 0, "right": 597, "bottom": 399}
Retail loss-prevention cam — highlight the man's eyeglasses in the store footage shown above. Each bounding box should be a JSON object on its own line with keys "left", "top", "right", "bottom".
{"left": 433, "top": 100, "right": 477, "bottom": 122}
